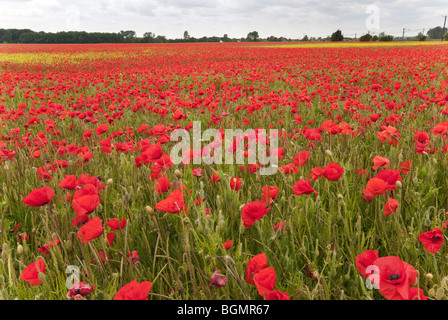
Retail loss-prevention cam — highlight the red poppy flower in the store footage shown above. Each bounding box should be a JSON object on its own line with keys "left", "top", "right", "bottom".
{"left": 355, "top": 249, "right": 379, "bottom": 278}
{"left": 113, "top": 279, "right": 152, "bottom": 300}
{"left": 399, "top": 160, "right": 412, "bottom": 174}
{"left": 246, "top": 253, "right": 268, "bottom": 285}
{"left": 38, "top": 237, "right": 61, "bottom": 254}
{"left": 20, "top": 258, "right": 46, "bottom": 286}
{"left": 230, "top": 177, "right": 242, "bottom": 191}
{"left": 322, "top": 162, "right": 344, "bottom": 181}
{"left": 155, "top": 188, "right": 187, "bottom": 214}
{"left": 419, "top": 227, "right": 444, "bottom": 253}
{"left": 107, "top": 232, "right": 115, "bottom": 246}
{"left": 209, "top": 270, "right": 227, "bottom": 288}
{"left": 105, "top": 217, "right": 126, "bottom": 230}
{"left": 72, "top": 213, "right": 89, "bottom": 227}
{"left": 154, "top": 175, "right": 171, "bottom": 194}
{"left": 241, "top": 201, "right": 271, "bottom": 229}
{"left": 59, "top": 175, "right": 77, "bottom": 190}
{"left": 22, "top": 186, "right": 54, "bottom": 207}
{"left": 77, "top": 217, "right": 103, "bottom": 243}
{"left": 372, "top": 156, "right": 390, "bottom": 170}
{"left": 66, "top": 281, "right": 95, "bottom": 299}
{"left": 292, "top": 178, "right": 318, "bottom": 198}
{"left": 72, "top": 184, "right": 100, "bottom": 216}
{"left": 374, "top": 256, "right": 418, "bottom": 300}
{"left": 222, "top": 240, "right": 233, "bottom": 250}
{"left": 253, "top": 267, "right": 276, "bottom": 298}
{"left": 292, "top": 150, "right": 310, "bottom": 168}
{"left": 128, "top": 250, "right": 140, "bottom": 265}
{"left": 261, "top": 185, "right": 279, "bottom": 204}
{"left": 266, "top": 290, "right": 290, "bottom": 300}
{"left": 95, "top": 124, "right": 109, "bottom": 136}
{"left": 210, "top": 171, "right": 221, "bottom": 182}
{"left": 362, "top": 178, "right": 388, "bottom": 198}
{"left": 309, "top": 167, "right": 323, "bottom": 180}
{"left": 407, "top": 287, "right": 427, "bottom": 300}
{"left": 273, "top": 221, "right": 284, "bottom": 233}
{"left": 192, "top": 168, "right": 203, "bottom": 177}
{"left": 374, "top": 169, "right": 402, "bottom": 191}
{"left": 384, "top": 198, "right": 399, "bottom": 215}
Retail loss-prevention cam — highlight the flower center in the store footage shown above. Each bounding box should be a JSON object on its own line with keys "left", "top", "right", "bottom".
{"left": 388, "top": 273, "right": 400, "bottom": 281}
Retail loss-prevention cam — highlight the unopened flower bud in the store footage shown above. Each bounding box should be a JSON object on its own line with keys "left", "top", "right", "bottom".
{"left": 107, "top": 178, "right": 113, "bottom": 186}
{"left": 395, "top": 181, "right": 402, "bottom": 189}
{"left": 325, "top": 150, "right": 333, "bottom": 157}
{"left": 145, "top": 206, "right": 155, "bottom": 215}
{"left": 17, "top": 245, "right": 23, "bottom": 255}
{"left": 425, "top": 273, "right": 433, "bottom": 281}
{"left": 174, "top": 169, "right": 182, "bottom": 178}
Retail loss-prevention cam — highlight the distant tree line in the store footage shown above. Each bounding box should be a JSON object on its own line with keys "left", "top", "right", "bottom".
{"left": 1, "top": 27, "right": 446, "bottom": 44}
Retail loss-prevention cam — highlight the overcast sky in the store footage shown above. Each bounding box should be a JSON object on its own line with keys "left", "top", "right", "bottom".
{"left": 0, "top": 0, "right": 447, "bottom": 39}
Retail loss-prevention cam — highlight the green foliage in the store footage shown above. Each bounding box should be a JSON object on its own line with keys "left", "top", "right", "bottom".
{"left": 359, "top": 34, "right": 373, "bottom": 42}
{"left": 330, "top": 30, "right": 343, "bottom": 42}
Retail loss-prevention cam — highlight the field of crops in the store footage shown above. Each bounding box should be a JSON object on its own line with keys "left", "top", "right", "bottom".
{"left": 1, "top": 41, "right": 448, "bottom": 300}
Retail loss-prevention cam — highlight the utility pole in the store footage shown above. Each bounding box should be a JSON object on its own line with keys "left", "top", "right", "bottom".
{"left": 402, "top": 28, "right": 405, "bottom": 40}
{"left": 442, "top": 15, "right": 447, "bottom": 41}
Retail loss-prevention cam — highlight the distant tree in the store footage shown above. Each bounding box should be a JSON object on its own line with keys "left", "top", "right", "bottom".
{"left": 379, "top": 34, "right": 394, "bottom": 41}
{"left": 267, "top": 35, "right": 279, "bottom": 42}
{"left": 359, "top": 33, "right": 373, "bottom": 42}
{"left": 119, "top": 30, "right": 136, "bottom": 42}
{"left": 222, "top": 34, "right": 229, "bottom": 42}
{"left": 372, "top": 35, "right": 378, "bottom": 41}
{"left": 142, "top": 32, "right": 155, "bottom": 43}
{"left": 246, "top": 31, "right": 259, "bottom": 42}
{"left": 330, "top": 29, "right": 343, "bottom": 42}
{"left": 301, "top": 35, "right": 309, "bottom": 41}
{"left": 417, "top": 32, "right": 427, "bottom": 41}
{"left": 155, "top": 35, "right": 167, "bottom": 43}
{"left": 427, "top": 27, "right": 443, "bottom": 40}
{"left": 183, "top": 30, "right": 190, "bottom": 41}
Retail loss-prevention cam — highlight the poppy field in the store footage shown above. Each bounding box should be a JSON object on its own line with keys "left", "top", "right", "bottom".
{"left": 1, "top": 42, "right": 448, "bottom": 300}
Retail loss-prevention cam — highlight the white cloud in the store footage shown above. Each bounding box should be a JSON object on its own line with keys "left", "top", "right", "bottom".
{"left": 0, "top": 0, "right": 446, "bottom": 38}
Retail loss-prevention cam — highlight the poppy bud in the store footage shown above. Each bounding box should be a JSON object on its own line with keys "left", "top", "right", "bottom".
{"left": 174, "top": 169, "right": 182, "bottom": 178}
{"left": 1, "top": 250, "right": 8, "bottom": 260}
{"left": 312, "top": 271, "right": 320, "bottom": 281}
{"left": 64, "top": 239, "right": 73, "bottom": 251}
{"left": 424, "top": 218, "right": 431, "bottom": 227}
{"left": 395, "top": 180, "right": 402, "bottom": 189}
{"left": 436, "top": 287, "right": 445, "bottom": 299}
{"left": 3, "top": 164, "right": 8, "bottom": 171}
{"left": 428, "top": 288, "right": 435, "bottom": 297}
{"left": 287, "top": 175, "right": 294, "bottom": 184}
{"left": 145, "top": 206, "right": 155, "bottom": 215}
{"left": 216, "top": 195, "right": 221, "bottom": 207}
{"left": 325, "top": 150, "right": 333, "bottom": 157}
{"left": 432, "top": 158, "right": 437, "bottom": 164}
{"left": 107, "top": 178, "right": 113, "bottom": 186}
{"left": 38, "top": 271, "right": 46, "bottom": 282}
{"left": 17, "top": 245, "right": 23, "bottom": 255}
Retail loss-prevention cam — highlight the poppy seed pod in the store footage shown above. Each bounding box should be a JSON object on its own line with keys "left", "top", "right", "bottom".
{"left": 17, "top": 245, "right": 23, "bottom": 255}
{"left": 145, "top": 205, "right": 155, "bottom": 215}
{"left": 174, "top": 169, "right": 182, "bottom": 178}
